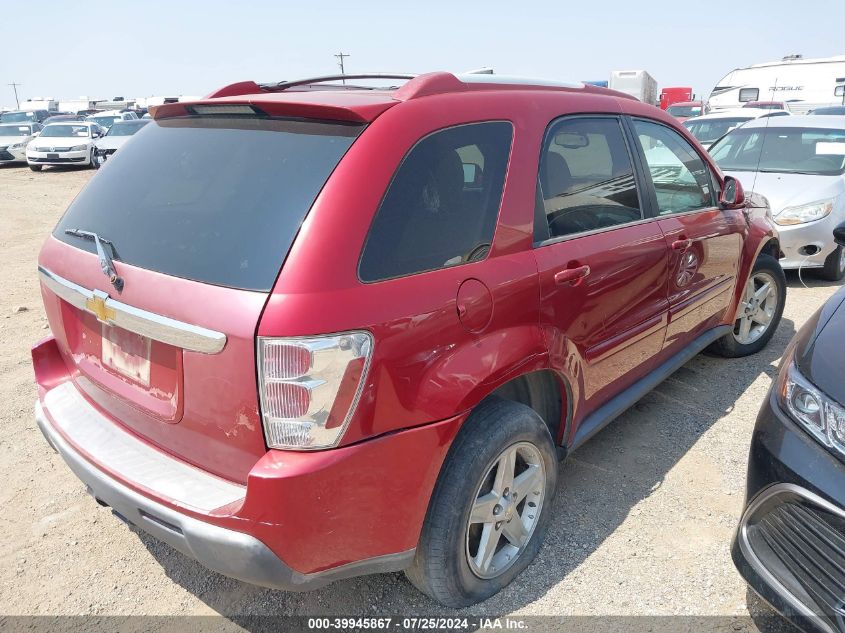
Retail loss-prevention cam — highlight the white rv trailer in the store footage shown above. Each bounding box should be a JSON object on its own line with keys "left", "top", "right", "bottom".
{"left": 709, "top": 54, "right": 845, "bottom": 113}
{"left": 609, "top": 70, "right": 658, "bottom": 105}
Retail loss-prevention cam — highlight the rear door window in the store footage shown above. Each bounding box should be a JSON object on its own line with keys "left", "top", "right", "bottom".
{"left": 358, "top": 122, "right": 513, "bottom": 282}
{"left": 537, "top": 116, "right": 642, "bottom": 240}
{"left": 54, "top": 116, "right": 362, "bottom": 291}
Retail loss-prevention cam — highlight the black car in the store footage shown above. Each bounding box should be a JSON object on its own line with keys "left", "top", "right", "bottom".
{"left": 733, "top": 223, "right": 845, "bottom": 633}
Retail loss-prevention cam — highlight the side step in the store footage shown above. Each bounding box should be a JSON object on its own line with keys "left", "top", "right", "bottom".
{"left": 569, "top": 325, "right": 732, "bottom": 451}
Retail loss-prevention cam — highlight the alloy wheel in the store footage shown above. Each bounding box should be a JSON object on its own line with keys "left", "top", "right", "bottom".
{"left": 733, "top": 271, "right": 778, "bottom": 344}
{"left": 465, "top": 442, "right": 546, "bottom": 579}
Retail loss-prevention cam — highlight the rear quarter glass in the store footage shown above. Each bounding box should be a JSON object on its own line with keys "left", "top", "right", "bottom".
{"left": 54, "top": 116, "right": 364, "bottom": 291}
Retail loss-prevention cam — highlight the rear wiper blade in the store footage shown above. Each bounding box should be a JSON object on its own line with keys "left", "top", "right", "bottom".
{"left": 64, "top": 229, "right": 124, "bottom": 292}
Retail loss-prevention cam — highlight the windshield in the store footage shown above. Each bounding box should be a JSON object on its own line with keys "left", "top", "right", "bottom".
{"left": 0, "top": 125, "right": 31, "bottom": 137}
{"left": 106, "top": 120, "right": 148, "bottom": 136}
{"left": 743, "top": 103, "right": 783, "bottom": 110}
{"left": 88, "top": 116, "right": 119, "bottom": 128}
{"left": 0, "top": 112, "right": 35, "bottom": 123}
{"left": 54, "top": 116, "right": 363, "bottom": 291}
{"left": 711, "top": 126, "right": 845, "bottom": 176}
{"left": 812, "top": 107, "right": 845, "bottom": 115}
{"left": 684, "top": 117, "right": 751, "bottom": 144}
{"left": 41, "top": 125, "right": 90, "bottom": 138}
{"left": 667, "top": 105, "right": 702, "bottom": 117}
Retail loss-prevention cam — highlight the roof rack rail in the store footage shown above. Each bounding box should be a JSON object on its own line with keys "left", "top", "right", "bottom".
{"left": 259, "top": 73, "right": 418, "bottom": 91}
{"left": 204, "top": 72, "right": 609, "bottom": 103}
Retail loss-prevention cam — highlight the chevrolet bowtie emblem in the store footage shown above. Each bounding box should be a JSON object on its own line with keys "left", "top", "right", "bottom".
{"left": 86, "top": 291, "right": 116, "bottom": 323}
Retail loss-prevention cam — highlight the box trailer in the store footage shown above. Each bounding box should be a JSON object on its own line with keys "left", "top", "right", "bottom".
{"left": 659, "top": 86, "right": 693, "bottom": 110}
{"left": 609, "top": 70, "right": 658, "bottom": 105}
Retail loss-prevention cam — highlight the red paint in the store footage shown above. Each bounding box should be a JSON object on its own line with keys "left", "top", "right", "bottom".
{"left": 33, "top": 75, "right": 778, "bottom": 578}
{"left": 659, "top": 87, "right": 693, "bottom": 110}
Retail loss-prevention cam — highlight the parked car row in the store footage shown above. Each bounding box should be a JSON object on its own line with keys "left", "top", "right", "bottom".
{"left": 0, "top": 116, "right": 149, "bottom": 170}
{"left": 683, "top": 107, "right": 792, "bottom": 149}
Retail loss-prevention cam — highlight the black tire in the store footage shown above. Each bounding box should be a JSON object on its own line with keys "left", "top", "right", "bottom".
{"left": 405, "top": 397, "right": 558, "bottom": 607}
{"left": 710, "top": 253, "right": 785, "bottom": 358}
{"left": 819, "top": 245, "right": 845, "bottom": 282}
{"left": 90, "top": 150, "right": 99, "bottom": 169}
{"left": 29, "top": 164, "right": 42, "bottom": 172}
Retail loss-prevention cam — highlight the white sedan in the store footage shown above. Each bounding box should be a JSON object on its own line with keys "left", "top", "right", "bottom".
{"left": 683, "top": 107, "right": 790, "bottom": 149}
{"left": 26, "top": 121, "right": 105, "bottom": 171}
{"left": 0, "top": 123, "right": 42, "bottom": 164}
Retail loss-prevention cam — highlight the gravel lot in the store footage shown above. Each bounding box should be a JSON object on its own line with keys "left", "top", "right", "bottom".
{"left": 0, "top": 164, "right": 840, "bottom": 631}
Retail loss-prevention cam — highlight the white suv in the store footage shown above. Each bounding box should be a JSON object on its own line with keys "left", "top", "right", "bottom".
{"left": 85, "top": 110, "right": 138, "bottom": 131}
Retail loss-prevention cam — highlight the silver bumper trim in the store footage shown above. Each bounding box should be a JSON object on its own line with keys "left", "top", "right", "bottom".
{"left": 737, "top": 483, "right": 840, "bottom": 633}
{"left": 38, "top": 265, "right": 227, "bottom": 354}
{"left": 42, "top": 382, "right": 244, "bottom": 512}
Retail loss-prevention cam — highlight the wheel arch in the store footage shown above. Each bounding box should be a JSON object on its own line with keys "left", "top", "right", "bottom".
{"left": 486, "top": 369, "right": 571, "bottom": 450}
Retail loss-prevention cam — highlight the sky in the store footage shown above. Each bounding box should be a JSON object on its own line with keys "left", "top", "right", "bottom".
{"left": 2, "top": 0, "right": 844, "bottom": 109}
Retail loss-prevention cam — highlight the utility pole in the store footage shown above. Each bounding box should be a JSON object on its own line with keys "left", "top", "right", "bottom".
{"left": 334, "top": 52, "right": 350, "bottom": 84}
{"left": 8, "top": 82, "right": 21, "bottom": 109}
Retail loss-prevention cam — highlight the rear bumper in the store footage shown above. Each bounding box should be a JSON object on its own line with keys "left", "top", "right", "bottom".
{"left": 34, "top": 369, "right": 462, "bottom": 589}
{"left": 732, "top": 389, "right": 845, "bottom": 632}
{"left": 36, "top": 399, "right": 311, "bottom": 589}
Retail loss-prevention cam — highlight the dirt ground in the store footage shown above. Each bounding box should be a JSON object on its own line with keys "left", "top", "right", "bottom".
{"left": 0, "top": 163, "right": 839, "bottom": 631}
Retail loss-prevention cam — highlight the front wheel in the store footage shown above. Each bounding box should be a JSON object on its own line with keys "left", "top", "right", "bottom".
{"left": 819, "top": 245, "right": 845, "bottom": 282}
{"left": 710, "top": 253, "right": 786, "bottom": 358}
{"left": 405, "top": 397, "right": 558, "bottom": 607}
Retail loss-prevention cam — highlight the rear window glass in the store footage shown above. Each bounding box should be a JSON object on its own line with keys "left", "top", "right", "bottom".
{"left": 359, "top": 122, "right": 513, "bottom": 282}
{"left": 54, "top": 116, "right": 362, "bottom": 291}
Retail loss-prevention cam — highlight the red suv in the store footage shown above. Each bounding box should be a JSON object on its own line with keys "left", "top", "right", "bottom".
{"left": 32, "top": 72, "right": 786, "bottom": 607}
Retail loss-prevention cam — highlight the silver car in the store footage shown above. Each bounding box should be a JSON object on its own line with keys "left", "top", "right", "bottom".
{"left": 93, "top": 119, "right": 150, "bottom": 167}
{"left": 0, "top": 123, "right": 42, "bottom": 164}
{"left": 710, "top": 116, "right": 845, "bottom": 280}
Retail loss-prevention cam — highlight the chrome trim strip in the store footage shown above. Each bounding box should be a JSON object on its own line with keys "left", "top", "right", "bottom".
{"left": 38, "top": 266, "right": 226, "bottom": 354}
{"left": 40, "top": 382, "right": 245, "bottom": 513}
{"left": 737, "top": 483, "right": 840, "bottom": 633}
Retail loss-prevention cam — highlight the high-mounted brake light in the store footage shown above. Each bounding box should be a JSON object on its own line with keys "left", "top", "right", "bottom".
{"left": 188, "top": 104, "right": 261, "bottom": 116}
{"left": 257, "top": 332, "right": 373, "bottom": 450}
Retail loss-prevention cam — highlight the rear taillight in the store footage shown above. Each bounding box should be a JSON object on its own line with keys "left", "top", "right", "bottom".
{"left": 257, "top": 332, "right": 373, "bottom": 450}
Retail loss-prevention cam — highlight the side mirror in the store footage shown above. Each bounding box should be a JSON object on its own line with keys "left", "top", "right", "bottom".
{"left": 834, "top": 222, "right": 845, "bottom": 248}
{"left": 720, "top": 176, "right": 746, "bottom": 209}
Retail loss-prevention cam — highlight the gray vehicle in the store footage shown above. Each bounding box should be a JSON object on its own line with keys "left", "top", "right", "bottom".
{"left": 810, "top": 106, "right": 845, "bottom": 115}
{"left": 93, "top": 119, "right": 150, "bottom": 167}
{"left": 0, "top": 123, "right": 42, "bottom": 164}
{"left": 710, "top": 116, "right": 845, "bottom": 279}
{"left": 0, "top": 109, "right": 50, "bottom": 124}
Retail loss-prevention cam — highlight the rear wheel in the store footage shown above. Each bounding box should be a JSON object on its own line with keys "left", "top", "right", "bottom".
{"left": 710, "top": 253, "right": 785, "bottom": 358}
{"left": 29, "top": 164, "right": 42, "bottom": 172}
{"left": 819, "top": 245, "right": 845, "bottom": 281}
{"left": 405, "top": 397, "right": 558, "bottom": 607}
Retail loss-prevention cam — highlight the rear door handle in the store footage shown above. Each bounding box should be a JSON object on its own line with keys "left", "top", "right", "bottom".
{"left": 671, "top": 238, "right": 693, "bottom": 251}
{"left": 554, "top": 265, "right": 591, "bottom": 286}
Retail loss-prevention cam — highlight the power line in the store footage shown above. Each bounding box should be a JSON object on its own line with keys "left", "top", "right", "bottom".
{"left": 7, "top": 82, "right": 22, "bottom": 109}
{"left": 334, "top": 52, "right": 350, "bottom": 84}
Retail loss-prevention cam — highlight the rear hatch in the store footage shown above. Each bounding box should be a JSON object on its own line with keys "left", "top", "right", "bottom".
{"left": 38, "top": 111, "right": 364, "bottom": 483}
